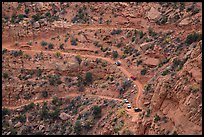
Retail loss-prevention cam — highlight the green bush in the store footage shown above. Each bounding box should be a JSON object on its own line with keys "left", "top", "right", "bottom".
{"left": 185, "top": 32, "right": 202, "bottom": 45}
{"left": 23, "top": 102, "right": 35, "bottom": 112}
{"left": 25, "top": 8, "right": 30, "bottom": 14}
{"left": 85, "top": 72, "right": 93, "bottom": 84}
{"left": 112, "top": 50, "right": 118, "bottom": 59}
{"left": 32, "top": 13, "right": 41, "bottom": 22}
{"left": 2, "top": 108, "right": 10, "bottom": 117}
{"left": 50, "top": 108, "right": 60, "bottom": 119}
{"left": 71, "top": 38, "right": 78, "bottom": 46}
{"left": 74, "top": 120, "right": 81, "bottom": 134}
{"left": 154, "top": 114, "right": 160, "bottom": 123}
{"left": 162, "top": 69, "right": 170, "bottom": 76}
{"left": 2, "top": 72, "right": 9, "bottom": 79}
{"left": 2, "top": 48, "right": 7, "bottom": 54}
{"left": 42, "top": 90, "right": 48, "bottom": 98}
{"left": 15, "top": 114, "right": 26, "bottom": 123}
{"left": 139, "top": 31, "right": 144, "bottom": 39}
{"left": 75, "top": 55, "right": 82, "bottom": 65}
{"left": 146, "top": 108, "right": 150, "bottom": 117}
{"left": 48, "top": 43, "right": 54, "bottom": 49}
{"left": 92, "top": 105, "right": 101, "bottom": 118}
{"left": 52, "top": 96, "right": 62, "bottom": 106}
{"left": 40, "top": 102, "right": 49, "bottom": 119}
{"left": 111, "top": 29, "right": 122, "bottom": 35}
{"left": 40, "top": 41, "right": 48, "bottom": 46}
{"left": 141, "top": 68, "right": 147, "bottom": 75}
{"left": 48, "top": 74, "right": 62, "bottom": 86}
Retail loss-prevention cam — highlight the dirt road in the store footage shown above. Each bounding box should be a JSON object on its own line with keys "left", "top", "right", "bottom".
{"left": 3, "top": 46, "right": 144, "bottom": 109}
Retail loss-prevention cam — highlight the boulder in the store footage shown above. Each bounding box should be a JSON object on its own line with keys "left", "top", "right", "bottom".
{"left": 14, "top": 121, "right": 22, "bottom": 128}
{"left": 178, "top": 17, "right": 192, "bottom": 26}
{"left": 59, "top": 112, "right": 70, "bottom": 120}
{"left": 39, "top": 125, "right": 45, "bottom": 130}
{"left": 147, "top": 7, "right": 161, "bottom": 20}
{"left": 33, "top": 22, "right": 40, "bottom": 28}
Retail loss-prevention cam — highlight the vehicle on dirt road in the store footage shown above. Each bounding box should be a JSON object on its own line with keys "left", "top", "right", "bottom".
{"left": 115, "top": 60, "right": 121, "bottom": 66}
{"left": 130, "top": 76, "right": 137, "bottom": 80}
{"left": 127, "top": 104, "right": 131, "bottom": 109}
{"left": 134, "top": 108, "right": 142, "bottom": 112}
{"left": 124, "top": 99, "right": 129, "bottom": 103}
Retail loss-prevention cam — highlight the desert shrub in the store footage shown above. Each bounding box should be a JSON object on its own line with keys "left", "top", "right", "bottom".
{"left": 40, "top": 41, "right": 48, "bottom": 46}
{"left": 11, "top": 14, "right": 17, "bottom": 24}
{"left": 31, "top": 13, "right": 41, "bottom": 22}
{"left": 36, "top": 68, "right": 42, "bottom": 77}
{"left": 2, "top": 108, "right": 10, "bottom": 117}
{"left": 85, "top": 72, "right": 93, "bottom": 84}
{"left": 59, "top": 44, "right": 64, "bottom": 50}
{"left": 172, "top": 58, "right": 182, "bottom": 69}
{"left": 154, "top": 114, "right": 160, "bottom": 123}
{"left": 116, "top": 42, "right": 123, "bottom": 48}
{"left": 64, "top": 37, "right": 69, "bottom": 43}
{"left": 50, "top": 108, "right": 60, "bottom": 119}
{"left": 145, "top": 108, "right": 151, "bottom": 117}
{"left": 192, "top": 8, "right": 200, "bottom": 15}
{"left": 111, "top": 29, "right": 122, "bottom": 35}
{"left": 139, "top": 31, "right": 144, "bottom": 39}
{"left": 15, "top": 114, "right": 26, "bottom": 123}
{"left": 40, "top": 102, "right": 49, "bottom": 119}
{"left": 52, "top": 96, "right": 62, "bottom": 106}
{"left": 23, "top": 102, "right": 35, "bottom": 112}
{"left": 172, "top": 131, "right": 178, "bottom": 135}
{"left": 10, "top": 50, "right": 23, "bottom": 57}
{"left": 148, "top": 27, "right": 157, "bottom": 37}
{"left": 2, "top": 72, "right": 9, "bottom": 79}
{"left": 71, "top": 38, "right": 78, "bottom": 46}
{"left": 157, "top": 15, "right": 168, "bottom": 25}
{"left": 75, "top": 55, "right": 82, "bottom": 65}
{"left": 179, "top": 2, "right": 185, "bottom": 11}
{"left": 42, "top": 90, "right": 48, "bottom": 98}
{"left": 141, "top": 68, "right": 147, "bottom": 75}
{"left": 55, "top": 51, "right": 62, "bottom": 58}
{"left": 144, "top": 84, "right": 152, "bottom": 93}
{"left": 48, "top": 43, "right": 54, "bottom": 49}
{"left": 185, "top": 32, "right": 202, "bottom": 45}
{"left": 25, "top": 8, "right": 30, "bottom": 14}
{"left": 112, "top": 50, "right": 118, "bottom": 59}
{"left": 74, "top": 120, "right": 82, "bottom": 134}
{"left": 45, "top": 12, "right": 51, "bottom": 18}
{"left": 162, "top": 69, "right": 170, "bottom": 76}
{"left": 122, "top": 129, "right": 133, "bottom": 135}
{"left": 2, "top": 48, "right": 7, "bottom": 54}
{"left": 102, "top": 61, "right": 107, "bottom": 67}
{"left": 48, "top": 74, "right": 62, "bottom": 86}
{"left": 92, "top": 105, "right": 101, "bottom": 118}
{"left": 136, "top": 59, "right": 143, "bottom": 66}
{"left": 72, "top": 7, "right": 89, "bottom": 24}
{"left": 96, "top": 58, "right": 102, "bottom": 64}
{"left": 24, "top": 93, "right": 32, "bottom": 100}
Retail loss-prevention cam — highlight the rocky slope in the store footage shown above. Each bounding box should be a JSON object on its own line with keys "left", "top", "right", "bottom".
{"left": 2, "top": 2, "right": 202, "bottom": 135}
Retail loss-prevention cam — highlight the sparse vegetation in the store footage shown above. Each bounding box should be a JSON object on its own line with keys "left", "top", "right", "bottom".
{"left": 85, "top": 72, "right": 93, "bottom": 84}
{"left": 42, "top": 90, "right": 48, "bottom": 98}
{"left": 111, "top": 29, "right": 122, "bottom": 35}
{"left": 2, "top": 108, "right": 10, "bottom": 117}
{"left": 92, "top": 105, "right": 101, "bottom": 118}
{"left": 41, "top": 41, "right": 48, "bottom": 46}
{"left": 141, "top": 68, "right": 147, "bottom": 75}
{"left": 185, "top": 32, "right": 202, "bottom": 45}
{"left": 154, "top": 114, "right": 160, "bottom": 123}
{"left": 112, "top": 50, "right": 119, "bottom": 59}
{"left": 75, "top": 55, "right": 82, "bottom": 65}
{"left": 71, "top": 38, "right": 78, "bottom": 46}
